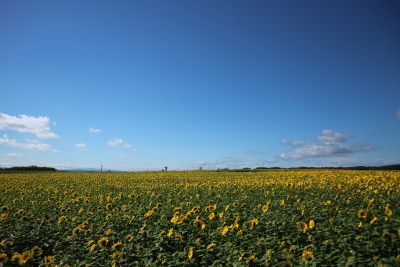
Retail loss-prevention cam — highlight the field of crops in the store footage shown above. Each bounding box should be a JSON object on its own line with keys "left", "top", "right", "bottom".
{"left": 0, "top": 170, "right": 399, "bottom": 267}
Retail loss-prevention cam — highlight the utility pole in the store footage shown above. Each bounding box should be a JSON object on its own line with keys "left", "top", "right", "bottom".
{"left": 101, "top": 165, "right": 103, "bottom": 172}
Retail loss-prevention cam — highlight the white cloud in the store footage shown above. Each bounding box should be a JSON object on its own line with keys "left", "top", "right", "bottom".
{"left": 0, "top": 134, "right": 60, "bottom": 152}
{"left": 108, "top": 138, "right": 123, "bottom": 147}
{"left": 90, "top": 128, "right": 102, "bottom": 133}
{"left": 75, "top": 143, "right": 87, "bottom": 151}
{"left": 6, "top": 153, "right": 23, "bottom": 157}
{"left": 280, "top": 130, "right": 374, "bottom": 160}
{"left": 396, "top": 107, "right": 400, "bottom": 119}
{"left": 316, "top": 130, "right": 349, "bottom": 143}
{"left": 124, "top": 143, "right": 132, "bottom": 149}
{"left": 107, "top": 138, "right": 136, "bottom": 152}
{"left": 0, "top": 112, "right": 59, "bottom": 139}
{"left": 116, "top": 155, "right": 126, "bottom": 159}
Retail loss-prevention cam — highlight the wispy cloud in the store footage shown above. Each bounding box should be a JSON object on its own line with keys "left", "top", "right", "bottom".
{"left": 89, "top": 127, "right": 102, "bottom": 133}
{"left": 0, "top": 134, "right": 60, "bottom": 152}
{"left": 247, "top": 150, "right": 264, "bottom": 155}
{"left": 6, "top": 152, "right": 23, "bottom": 157}
{"left": 396, "top": 107, "right": 400, "bottom": 119}
{"left": 75, "top": 143, "right": 87, "bottom": 151}
{"left": 0, "top": 112, "right": 59, "bottom": 139}
{"left": 107, "top": 138, "right": 136, "bottom": 152}
{"left": 108, "top": 138, "right": 123, "bottom": 147}
{"left": 280, "top": 130, "right": 374, "bottom": 160}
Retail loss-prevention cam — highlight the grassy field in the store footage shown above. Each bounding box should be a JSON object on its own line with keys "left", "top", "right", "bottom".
{"left": 0, "top": 170, "right": 399, "bottom": 266}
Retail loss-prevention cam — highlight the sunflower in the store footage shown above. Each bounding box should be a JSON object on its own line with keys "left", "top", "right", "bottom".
{"left": 309, "top": 219, "right": 315, "bottom": 229}
{"left": 385, "top": 207, "right": 392, "bottom": 216}
{"left": 106, "top": 214, "right": 112, "bottom": 220}
{"left": 112, "top": 251, "right": 122, "bottom": 261}
{"left": 98, "top": 237, "right": 109, "bottom": 247}
{"left": 19, "top": 251, "right": 32, "bottom": 264}
{"left": 221, "top": 226, "right": 229, "bottom": 235}
{"left": 1, "top": 206, "right": 8, "bottom": 212}
{"left": 302, "top": 251, "right": 314, "bottom": 262}
{"left": 15, "top": 209, "right": 24, "bottom": 216}
{"left": 262, "top": 205, "right": 268, "bottom": 212}
{"left": 358, "top": 209, "right": 367, "bottom": 218}
{"left": 188, "top": 247, "right": 194, "bottom": 259}
{"left": 250, "top": 218, "right": 258, "bottom": 229}
{"left": 0, "top": 242, "right": 5, "bottom": 250}
{"left": 0, "top": 213, "right": 8, "bottom": 220}
{"left": 43, "top": 255, "right": 53, "bottom": 263}
{"left": 58, "top": 216, "right": 67, "bottom": 226}
{"left": 206, "top": 243, "right": 215, "bottom": 249}
{"left": 144, "top": 210, "right": 153, "bottom": 217}
{"left": 11, "top": 252, "right": 20, "bottom": 261}
{"left": 382, "top": 230, "right": 390, "bottom": 236}
{"left": 209, "top": 212, "right": 215, "bottom": 220}
{"left": 246, "top": 255, "right": 255, "bottom": 263}
{"left": 167, "top": 228, "right": 174, "bottom": 237}
{"left": 237, "top": 230, "right": 243, "bottom": 236}
{"left": 106, "top": 228, "right": 112, "bottom": 235}
{"left": 298, "top": 221, "right": 308, "bottom": 233}
{"left": 125, "top": 234, "right": 133, "bottom": 241}
{"left": 112, "top": 242, "right": 122, "bottom": 250}
{"left": 31, "top": 246, "right": 43, "bottom": 256}
{"left": 193, "top": 218, "right": 206, "bottom": 229}
{"left": 0, "top": 253, "right": 8, "bottom": 263}
{"left": 90, "top": 244, "right": 96, "bottom": 251}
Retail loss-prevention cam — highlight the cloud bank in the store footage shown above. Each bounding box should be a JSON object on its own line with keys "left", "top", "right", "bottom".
{"left": 280, "top": 130, "right": 374, "bottom": 160}
{"left": 0, "top": 112, "right": 59, "bottom": 139}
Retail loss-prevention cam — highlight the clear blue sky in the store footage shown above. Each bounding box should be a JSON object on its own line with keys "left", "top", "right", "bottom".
{"left": 1, "top": 0, "right": 399, "bottom": 170}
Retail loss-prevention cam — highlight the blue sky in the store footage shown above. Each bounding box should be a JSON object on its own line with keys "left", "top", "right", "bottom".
{"left": 1, "top": 1, "right": 399, "bottom": 171}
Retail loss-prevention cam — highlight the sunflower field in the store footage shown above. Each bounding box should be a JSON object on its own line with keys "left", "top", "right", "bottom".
{"left": 0, "top": 170, "right": 399, "bottom": 267}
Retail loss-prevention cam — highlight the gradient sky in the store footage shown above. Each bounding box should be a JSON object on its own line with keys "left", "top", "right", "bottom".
{"left": 1, "top": 1, "right": 399, "bottom": 171}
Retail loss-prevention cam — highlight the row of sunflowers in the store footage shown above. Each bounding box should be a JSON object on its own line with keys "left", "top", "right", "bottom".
{"left": 0, "top": 170, "right": 399, "bottom": 266}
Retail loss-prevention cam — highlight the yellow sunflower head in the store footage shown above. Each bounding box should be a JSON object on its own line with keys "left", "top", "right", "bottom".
{"left": 358, "top": 209, "right": 367, "bottom": 218}
{"left": 302, "top": 251, "right": 314, "bottom": 261}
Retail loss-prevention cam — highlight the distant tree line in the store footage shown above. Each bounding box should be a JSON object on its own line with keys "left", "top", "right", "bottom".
{"left": 0, "top": 165, "right": 57, "bottom": 172}
{"left": 215, "top": 164, "right": 400, "bottom": 172}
